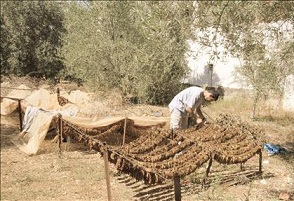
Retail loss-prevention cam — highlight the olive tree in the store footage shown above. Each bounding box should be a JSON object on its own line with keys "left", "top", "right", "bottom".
{"left": 1, "top": 1, "right": 66, "bottom": 79}
{"left": 193, "top": 1, "right": 294, "bottom": 117}
{"left": 62, "top": 1, "right": 195, "bottom": 104}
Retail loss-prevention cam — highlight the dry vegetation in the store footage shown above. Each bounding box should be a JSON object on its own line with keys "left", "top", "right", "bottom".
{"left": 1, "top": 76, "right": 294, "bottom": 201}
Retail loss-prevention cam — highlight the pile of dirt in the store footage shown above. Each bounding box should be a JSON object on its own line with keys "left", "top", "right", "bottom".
{"left": 1, "top": 76, "right": 169, "bottom": 119}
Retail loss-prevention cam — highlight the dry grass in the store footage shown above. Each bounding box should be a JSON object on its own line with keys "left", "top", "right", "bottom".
{"left": 1, "top": 77, "right": 294, "bottom": 201}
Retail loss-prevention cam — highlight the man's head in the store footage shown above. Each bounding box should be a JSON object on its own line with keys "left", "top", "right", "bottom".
{"left": 203, "top": 87, "right": 219, "bottom": 102}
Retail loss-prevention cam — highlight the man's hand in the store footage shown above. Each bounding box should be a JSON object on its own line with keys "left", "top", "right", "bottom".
{"left": 196, "top": 117, "right": 206, "bottom": 124}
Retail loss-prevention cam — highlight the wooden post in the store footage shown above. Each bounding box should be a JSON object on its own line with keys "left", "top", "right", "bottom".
{"left": 122, "top": 117, "right": 127, "bottom": 146}
{"left": 208, "top": 63, "right": 213, "bottom": 87}
{"left": 205, "top": 158, "right": 213, "bottom": 177}
{"left": 58, "top": 114, "right": 63, "bottom": 157}
{"left": 258, "top": 149, "right": 262, "bottom": 173}
{"left": 202, "top": 157, "right": 213, "bottom": 188}
{"left": 18, "top": 99, "right": 23, "bottom": 131}
{"left": 103, "top": 144, "right": 112, "bottom": 201}
{"left": 174, "top": 176, "right": 181, "bottom": 201}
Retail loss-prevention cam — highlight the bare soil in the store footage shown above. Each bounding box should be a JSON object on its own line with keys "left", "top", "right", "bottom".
{"left": 1, "top": 77, "right": 294, "bottom": 201}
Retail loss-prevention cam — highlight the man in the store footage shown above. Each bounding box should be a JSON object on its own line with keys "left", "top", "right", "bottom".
{"left": 168, "top": 86, "right": 219, "bottom": 131}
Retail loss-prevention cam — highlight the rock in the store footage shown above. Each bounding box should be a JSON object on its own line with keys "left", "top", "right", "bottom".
{"left": 260, "top": 179, "right": 267, "bottom": 185}
{"left": 279, "top": 192, "right": 290, "bottom": 200}
{"left": 262, "top": 159, "right": 269, "bottom": 164}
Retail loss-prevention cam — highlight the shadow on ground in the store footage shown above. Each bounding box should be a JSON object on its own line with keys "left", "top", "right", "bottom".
{"left": 116, "top": 165, "right": 274, "bottom": 201}
{"left": 0, "top": 124, "right": 19, "bottom": 148}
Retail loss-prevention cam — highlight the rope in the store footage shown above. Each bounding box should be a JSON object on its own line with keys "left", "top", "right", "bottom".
{"left": 0, "top": 86, "right": 33, "bottom": 90}
{"left": 0, "top": 96, "right": 25, "bottom": 101}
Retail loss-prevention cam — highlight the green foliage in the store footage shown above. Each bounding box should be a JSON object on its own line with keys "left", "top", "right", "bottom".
{"left": 194, "top": 1, "right": 294, "bottom": 57}
{"left": 0, "top": 15, "right": 11, "bottom": 77}
{"left": 62, "top": 1, "right": 194, "bottom": 104}
{"left": 193, "top": 1, "right": 294, "bottom": 116}
{"left": 1, "top": 1, "right": 66, "bottom": 79}
{"left": 2, "top": 1, "right": 293, "bottom": 110}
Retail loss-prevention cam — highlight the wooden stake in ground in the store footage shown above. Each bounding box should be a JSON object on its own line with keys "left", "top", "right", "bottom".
{"left": 122, "top": 117, "right": 127, "bottom": 146}
{"left": 17, "top": 99, "right": 23, "bottom": 131}
{"left": 258, "top": 149, "right": 263, "bottom": 173}
{"left": 57, "top": 114, "right": 63, "bottom": 157}
{"left": 174, "top": 176, "right": 181, "bottom": 201}
{"left": 102, "top": 143, "right": 112, "bottom": 201}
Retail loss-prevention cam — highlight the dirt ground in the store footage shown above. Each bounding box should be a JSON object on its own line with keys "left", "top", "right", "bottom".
{"left": 1, "top": 77, "right": 294, "bottom": 201}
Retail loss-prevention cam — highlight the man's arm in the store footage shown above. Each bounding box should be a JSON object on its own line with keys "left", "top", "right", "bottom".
{"left": 195, "top": 106, "right": 206, "bottom": 123}
{"left": 186, "top": 106, "right": 206, "bottom": 124}
{"left": 185, "top": 106, "right": 195, "bottom": 117}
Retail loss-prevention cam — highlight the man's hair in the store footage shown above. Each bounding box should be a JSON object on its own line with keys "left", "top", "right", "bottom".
{"left": 206, "top": 88, "right": 219, "bottom": 101}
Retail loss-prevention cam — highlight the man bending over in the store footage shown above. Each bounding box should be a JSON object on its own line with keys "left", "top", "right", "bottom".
{"left": 168, "top": 86, "right": 219, "bottom": 132}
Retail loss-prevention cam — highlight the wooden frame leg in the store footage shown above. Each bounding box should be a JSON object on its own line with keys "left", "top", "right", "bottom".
{"left": 258, "top": 149, "right": 263, "bottom": 173}
{"left": 174, "top": 176, "right": 181, "bottom": 201}
{"left": 203, "top": 157, "right": 213, "bottom": 188}
{"left": 122, "top": 117, "right": 127, "bottom": 146}
{"left": 103, "top": 145, "right": 112, "bottom": 201}
{"left": 57, "top": 114, "right": 63, "bottom": 157}
{"left": 18, "top": 100, "right": 23, "bottom": 131}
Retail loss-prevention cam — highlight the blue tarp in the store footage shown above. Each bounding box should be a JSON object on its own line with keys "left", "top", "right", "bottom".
{"left": 263, "top": 143, "right": 287, "bottom": 155}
